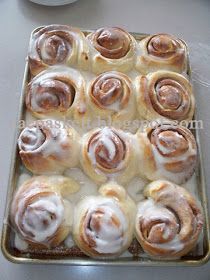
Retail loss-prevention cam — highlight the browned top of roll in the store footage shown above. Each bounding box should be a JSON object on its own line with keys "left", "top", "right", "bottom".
{"left": 148, "top": 124, "right": 197, "bottom": 173}
{"left": 90, "top": 71, "right": 131, "bottom": 110}
{"left": 147, "top": 34, "right": 184, "bottom": 59}
{"left": 26, "top": 74, "right": 76, "bottom": 114}
{"left": 151, "top": 78, "right": 191, "bottom": 120}
{"left": 32, "top": 25, "right": 76, "bottom": 65}
{"left": 88, "top": 27, "right": 131, "bottom": 59}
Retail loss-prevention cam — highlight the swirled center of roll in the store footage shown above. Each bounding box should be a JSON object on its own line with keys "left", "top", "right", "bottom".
{"left": 94, "top": 28, "right": 130, "bottom": 59}
{"left": 88, "top": 128, "right": 126, "bottom": 170}
{"left": 157, "top": 85, "right": 181, "bottom": 109}
{"left": 151, "top": 129, "right": 189, "bottom": 157}
{"left": 149, "top": 78, "right": 191, "bottom": 120}
{"left": 30, "top": 78, "right": 75, "bottom": 113}
{"left": 19, "top": 127, "right": 46, "bottom": 151}
{"left": 138, "top": 200, "right": 179, "bottom": 245}
{"left": 84, "top": 201, "right": 127, "bottom": 254}
{"left": 155, "top": 79, "right": 183, "bottom": 110}
{"left": 37, "top": 32, "right": 72, "bottom": 64}
{"left": 147, "top": 34, "right": 180, "bottom": 58}
{"left": 93, "top": 77, "right": 122, "bottom": 106}
{"left": 18, "top": 192, "right": 64, "bottom": 243}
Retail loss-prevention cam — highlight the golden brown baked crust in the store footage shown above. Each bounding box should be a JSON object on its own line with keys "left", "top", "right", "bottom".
{"left": 10, "top": 176, "right": 79, "bottom": 249}
{"left": 136, "top": 122, "right": 197, "bottom": 184}
{"left": 28, "top": 24, "right": 89, "bottom": 76}
{"left": 26, "top": 66, "right": 87, "bottom": 121}
{"left": 73, "top": 183, "right": 136, "bottom": 258}
{"left": 80, "top": 127, "right": 137, "bottom": 184}
{"left": 18, "top": 120, "right": 80, "bottom": 174}
{"left": 135, "top": 70, "right": 195, "bottom": 122}
{"left": 136, "top": 33, "right": 187, "bottom": 74}
{"left": 87, "top": 27, "right": 136, "bottom": 74}
{"left": 13, "top": 26, "right": 201, "bottom": 259}
{"left": 87, "top": 71, "right": 136, "bottom": 125}
{"left": 135, "top": 180, "right": 203, "bottom": 259}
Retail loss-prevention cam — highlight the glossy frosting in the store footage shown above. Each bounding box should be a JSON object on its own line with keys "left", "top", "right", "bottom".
{"left": 87, "top": 127, "right": 127, "bottom": 171}
{"left": 135, "top": 180, "right": 203, "bottom": 258}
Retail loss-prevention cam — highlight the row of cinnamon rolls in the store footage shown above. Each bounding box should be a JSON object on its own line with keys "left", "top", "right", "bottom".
{"left": 29, "top": 25, "right": 188, "bottom": 76}
{"left": 10, "top": 176, "right": 203, "bottom": 259}
{"left": 26, "top": 66, "right": 195, "bottom": 124}
{"left": 18, "top": 120, "right": 197, "bottom": 185}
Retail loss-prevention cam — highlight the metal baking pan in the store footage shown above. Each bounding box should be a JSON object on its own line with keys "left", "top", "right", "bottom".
{"left": 1, "top": 28, "right": 210, "bottom": 266}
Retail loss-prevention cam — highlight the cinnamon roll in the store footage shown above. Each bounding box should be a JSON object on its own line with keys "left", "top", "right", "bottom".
{"left": 73, "top": 182, "right": 136, "bottom": 258}
{"left": 80, "top": 127, "right": 137, "bottom": 184}
{"left": 26, "top": 66, "right": 87, "bottom": 121}
{"left": 87, "top": 71, "right": 136, "bottom": 125}
{"left": 135, "top": 180, "right": 203, "bottom": 259}
{"left": 87, "top": 27, "right": 136, "bottom": 74}
{"left": 136, "top": 33, "right": 187, "bottom": 74}
{"left": 18, "top": 120, "right": 80, "bottom": 174}
{"left": 28, "top": 24, "right": 89, "bottom": 76}
{"left": 10, "top": 175, "right": 80, "bottom": 248}
{"left": 135, "top": 71, "right": 195, "bottom": 122}
{"left": 137, "top": 122, "right": 197, "bottom": 184}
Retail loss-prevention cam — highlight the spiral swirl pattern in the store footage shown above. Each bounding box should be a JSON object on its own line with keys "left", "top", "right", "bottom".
{"left": 28, "top": 25, "right": 89, "bottom": 75}
{"left": 135, "top": 180, "right": 203, "bottom": 258}
{"left": 36, "top": 32, "right": 71, "bottom": 65}
{"left": 73, "top": 183, "right": 136, "bottom": 258}
{"left": 11, "top": 178, "right": 67, "bottom": 247}
{"left": 26, "top": 66, "right": 86, "bottom": 119}
{"left": 18, "top": 120, "right": 79, "bottom": 174}
{"left": 147, "top": 34, "right": 183, "bottom": 59}
{"left": 138, "top": 123, "right": 197, "bottom": 184}
{"left": 27, "top": 71, "right": 75, "bottom": 115}
{"left": 153, "top": 78, "right": 189, "bottom": 117}
{"left": 149, "top": 124, "right": 196, "bottom": 172}
{"left": 136, "top": 33, "right": 187, "bottom": 74}
{"left": 80, "top": 198, "right": 128, "bottom": 255}
{"left": 136, "top": 71, "right": 195, "bottom": 121}
{"left": 90, "top": 71, "right": 131, "bottom": 111}
{"left": 88, "top": 27, "right": 131, "bottom": 59}
{"left": 87, "top": 127, "right": 126, "bottom": 171}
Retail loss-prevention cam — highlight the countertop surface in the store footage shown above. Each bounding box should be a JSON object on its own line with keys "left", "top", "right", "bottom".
{"left": 0, "top": 0, "right": 210, "bottom": 279}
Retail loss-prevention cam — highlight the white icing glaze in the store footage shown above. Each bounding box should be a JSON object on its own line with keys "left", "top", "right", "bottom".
{"left": 136, "top": 199, "right": 184, "bottom": 252}
{"left": 64, "top": 234, "right": 75, "bottom": 248}
{"left": 151, "top": 140, "right": 196, "bottom": 183}
{"left": 64, "top": 168, "right": 98, "bottom": 203}
{"left": 17, "top": 173, "right": 32, "bottom": 188}
{"left": 14, "top": 234, "right": 29, "bottom": 251}
{"left": 29, "top": 26, "right": 87, "bottom": 66}
{"left": 19, "top": 119, "right": 77, "bottom": 165}
{"left": 90, "top": 72, "right": 132, "bottom": 112}
{"left": 87, "top": 127, "right": 129, "bottom": 175}
{"left": 63, "top": 199, "right": 73, "bottom": 227}
{"left": 28, "top": 66, "right": 85, "bottom": 113}
{"left": 75, "top": 196, "right": 128, "bottom": 254}
{"left": 31, "top": 66, "right": 84, "bottom": 92}
{"left": 137, "top": 199, "right": 177, "bottom": 224}
{"left": 155, "top": 236, "right": 184, "bottom": 252}
{"left": 126, "top": 176, "right": 148, "bottom": 202}
{"left": 86, "top": 28, "right": 136, "bottom": 74}
{"left": 141, "top": 125, "right": 197, "bottom": 184}
{"left": 15, "top": 189, "right": 64, "bottom": 243}
{"left": 95, "top": 127, "right": 116, "bottom": 160}
{"left": 15, "top": 33, "right": 202, "bottom": 259}
{"left": 29, "top": 79, "right": 71, "bottom": 113}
